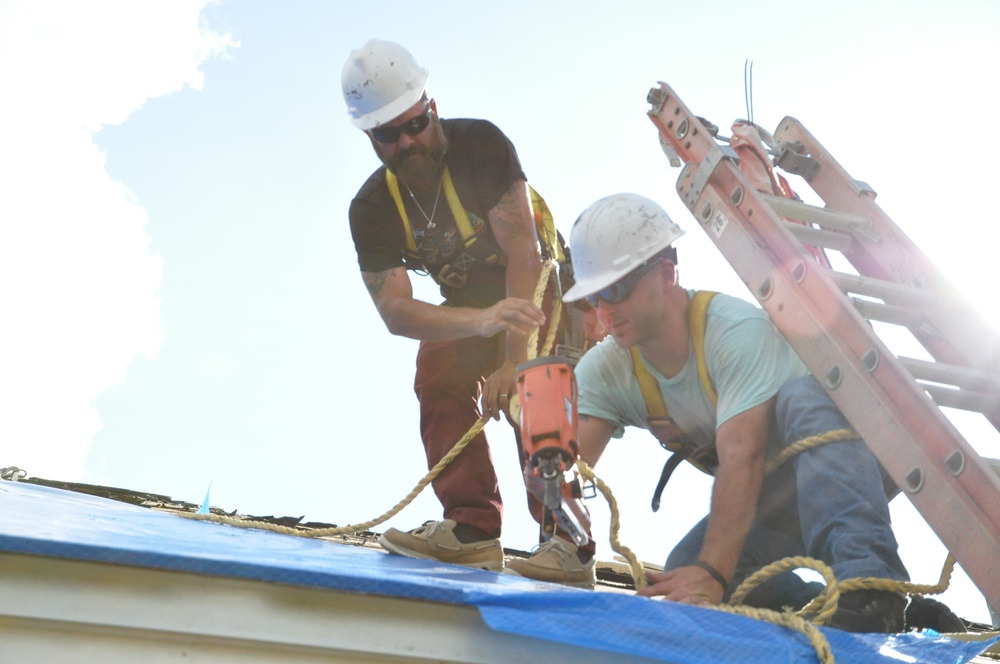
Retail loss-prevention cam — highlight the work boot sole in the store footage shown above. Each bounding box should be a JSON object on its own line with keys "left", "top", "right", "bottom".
{"left": 378, "top": 533, "right": 503, "bottom": 571}
{"left": 502, "top": 564, "right": 596, "bottom": 589}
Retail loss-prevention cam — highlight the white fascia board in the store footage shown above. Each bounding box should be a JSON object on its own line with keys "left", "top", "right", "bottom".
{"left": 0, "top": 551, "right": 664, "bottom": 664}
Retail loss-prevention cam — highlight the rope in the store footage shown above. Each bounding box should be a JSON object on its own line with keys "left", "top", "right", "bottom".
{"left": 176, "top": 418, "right": 487, "bottom": 537}
{"left": 169, "top": 264, "right": 956, "bottom": 663}
{"left": 1, "top": 466, "right": 27, "bottom": 481}
{"left": 730, "top": 556, "right": 842, "bottom": 623}
{"left": 764, "top": 428, "right": 858, "bottom": 475}
{"left": 796, "top": 554, "right": 957, "bottom": 622}
{"left": 537, "top": 263, "right": 562, "bottom": 358}
{"left": 721, "top": 553, "right": 958, "bottom": 664}
{"left": 577, "top": 459, "right": 647, "bottom": 591}
{"left": 177, "top": 260, "right": 562, "bottom": 538}
{"left": 717, "top": 604, "right": 834, "bottom": 664}
{"left": 598, "top": 425, "right": 955, "bottom": 663}
{"left": 721, "top": 428, "right": 946, "bottom": 662}
{"left": 571, "top": 458, "right": 841, "bottom": 662}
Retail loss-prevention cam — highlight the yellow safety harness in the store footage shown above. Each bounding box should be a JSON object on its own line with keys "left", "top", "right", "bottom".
{"left": 631, "top": 290, "right": 720, "bottom": 511}
{"left": 385, "top": 167, "right": 566, "bottom": 289}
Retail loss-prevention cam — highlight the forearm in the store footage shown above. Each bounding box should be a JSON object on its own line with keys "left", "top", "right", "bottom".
{"left": 364, "top": 266, "right": 544, "bottom": 343}
{"left": 638, "top": 402, "right": 773, "bottom": 603}
{"left": 364, "top": 267, "right": 489, "bottom": 341}
{"left": 578, "top": 414, "right": 614, "bottom": 467}
{"left": 377, "top": 295, "right": 492, "bottom": 341}
{"left": 699, "top": 453, "right": 765, "bottom": 582}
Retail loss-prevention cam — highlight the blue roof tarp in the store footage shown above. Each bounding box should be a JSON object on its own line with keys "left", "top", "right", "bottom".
{"left": 0, "top": 480, "right": 994, "bottom": 664}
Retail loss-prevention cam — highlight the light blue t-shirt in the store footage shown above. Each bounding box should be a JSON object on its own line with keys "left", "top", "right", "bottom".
{"left": 575, "top": 290, "right": 809, "bottom": 447}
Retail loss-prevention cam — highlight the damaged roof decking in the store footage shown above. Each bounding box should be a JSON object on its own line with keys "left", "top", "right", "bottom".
{"left": 1, "top": 480, "right": 997, "bottom": 663}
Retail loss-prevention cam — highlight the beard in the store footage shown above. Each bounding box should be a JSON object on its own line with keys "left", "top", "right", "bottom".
{"left": 380, "top": 120, "right": 448, "bottom": 192}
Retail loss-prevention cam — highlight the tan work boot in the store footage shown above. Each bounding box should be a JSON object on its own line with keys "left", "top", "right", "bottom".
{"left": 505, "top": 536, "right": 596, "bottom": 589}
{"left": 378, "top": 520, "right": 503, "bottom": 571}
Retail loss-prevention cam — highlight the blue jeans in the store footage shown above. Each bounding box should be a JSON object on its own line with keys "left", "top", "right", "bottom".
{"left": 665, "top": 375, "right": 909, "bottom": 609}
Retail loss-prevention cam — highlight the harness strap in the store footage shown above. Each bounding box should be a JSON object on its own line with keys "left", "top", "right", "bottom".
{"left": 529, "top": 186, "right": 565, "bottom": 263}
{"left": 386, "top": 167, "right": 477, "bottom": 259}
{"left": 386, "top": 168, "right": 564, "bottom": 267}
{"left": 631, "top": 290, "right": 719, "bottom": 416}
{"left": 690, "top": 290, "right": 718, "bottom": 406}
{"left": 650, "top": 447, "right": 690, "bottom": 512}
{"left": 440, "top": 167, "right": 478, "bottom": 248}
{"left": 630, "top": 291, "right": 719, "bottom": 510}
{"left": 384, "top": 169, "right": 417, "bottom": 255}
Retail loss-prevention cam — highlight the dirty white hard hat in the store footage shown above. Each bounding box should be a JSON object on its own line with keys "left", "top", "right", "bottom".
{"left": 563, "top": 193, "right": 685, "bottom": 303}
{"left": 341, "top": 39, "right": 429, "bottom": 130}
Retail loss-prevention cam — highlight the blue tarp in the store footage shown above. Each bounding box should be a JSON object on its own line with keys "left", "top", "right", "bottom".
{"left": 1, "top": 480, "right": 995, "bottom": 663}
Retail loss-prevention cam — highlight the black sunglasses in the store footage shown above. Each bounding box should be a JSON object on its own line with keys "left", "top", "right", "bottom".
{"left": 370, "top": 102, "right": 433, "bottom": 143}
{"left": 586, "top": 257, "right": 664, "bottom": 307}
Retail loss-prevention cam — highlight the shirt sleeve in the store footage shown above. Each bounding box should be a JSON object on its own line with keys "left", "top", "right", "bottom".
{"left": 448, "top": 119, "right": 526, "bottom": 217}
{"left": 709, "top": 312, "right": 807, "bottom": 428}
{"left": 575, "top": 340, "right": 642, "bottom": 439}
{"left": 348, "top": 171, "right": 408, "bottom": 274}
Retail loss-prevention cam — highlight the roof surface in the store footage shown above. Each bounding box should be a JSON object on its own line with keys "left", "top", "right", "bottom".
{"left": 1, "top": 479, "right": 997, "bottom": 663}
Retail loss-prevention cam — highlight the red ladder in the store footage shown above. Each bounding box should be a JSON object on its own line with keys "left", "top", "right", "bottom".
{"left": 647, "top": 81, "right": 1000, "bottom": 614}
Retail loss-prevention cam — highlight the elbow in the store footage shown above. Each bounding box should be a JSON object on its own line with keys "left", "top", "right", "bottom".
{"left": 381, "top": 313, "right": 411, "bottom": 338}
{"left": 383, "top": 320, "right": 405, "bottom": 337}
{"left": 376, "top": 302, "right": 409, "bottom": 338}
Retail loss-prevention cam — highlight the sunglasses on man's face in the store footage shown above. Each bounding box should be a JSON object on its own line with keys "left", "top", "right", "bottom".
{"left": 370, "top": 103, "right": 433, "bottom": 143}
{"left": 585, "top": 258, "right": 664, "bottom": 307}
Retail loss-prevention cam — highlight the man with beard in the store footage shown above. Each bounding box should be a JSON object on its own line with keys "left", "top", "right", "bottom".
{"left": 342, "top": 40, "right": 594, "bottom": 586}
{"left": 562, "top": 193, "right": 911, "bottom": 632}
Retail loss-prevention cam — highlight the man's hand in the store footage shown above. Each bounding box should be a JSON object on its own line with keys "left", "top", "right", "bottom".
{"left": 481, "top": 360, "right": 518, "bottom": 421}
{"left": 478, "top": 297, "right": 545, "bottom": 338}
{"left": 637, "top": 565, "right": 725, "bottom": 606}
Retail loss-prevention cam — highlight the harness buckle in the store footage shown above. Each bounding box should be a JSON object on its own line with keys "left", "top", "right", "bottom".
{"left": 437, "top": 263, "right": 468, "bottom": 288}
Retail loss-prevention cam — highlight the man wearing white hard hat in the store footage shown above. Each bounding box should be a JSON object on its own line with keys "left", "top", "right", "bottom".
{"left": 343, "top": 40, "right": 590, "bottom": 584}
{"left": 564, "top": 193, "right": 912, "bottom": 632}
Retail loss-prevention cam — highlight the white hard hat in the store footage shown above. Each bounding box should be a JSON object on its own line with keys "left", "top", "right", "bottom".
{"left": 562, "top": 193, "right": 685, "bottom": 303}
{"left": 341, "top": 39, "right": 429, "bottom": 130}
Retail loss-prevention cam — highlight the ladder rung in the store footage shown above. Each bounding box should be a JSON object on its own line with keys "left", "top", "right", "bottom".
{"left": 850, "top": 298, "right": 922, "bottom": 327}
{"left": 784, "top": 222, "right": 854, "bottom": 253}
{"left": 921, "top": 384, "right": 1000, "bottom": 415}
{"left": 762, "top": 194, "right": 877, "bottom": 240}
{"left": 828, "top": 271, "right": 934, "bottom": 308}
{"left": 899, "top": 356, "right": 1000, "bottom": 393}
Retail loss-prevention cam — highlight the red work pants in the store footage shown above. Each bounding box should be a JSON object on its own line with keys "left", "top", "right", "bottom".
{"left": 412, "top": 314, "right": 595, "bottom": 556}
{"left": 414, "top": 333, "right": 524, "bottom": 539}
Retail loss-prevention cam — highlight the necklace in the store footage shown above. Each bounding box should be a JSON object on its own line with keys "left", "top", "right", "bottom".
{"left": 404, "top": 178, "right": 443, "bottom": 229}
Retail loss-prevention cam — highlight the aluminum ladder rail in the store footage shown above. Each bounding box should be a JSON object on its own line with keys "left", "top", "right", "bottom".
{"left": 647, "top": 81, "right": 1000, "bottom": 614}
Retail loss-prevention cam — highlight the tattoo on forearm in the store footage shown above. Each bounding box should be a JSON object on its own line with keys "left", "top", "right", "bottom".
{"left": 362, "top": 270, "right": 390, "bottom": 297}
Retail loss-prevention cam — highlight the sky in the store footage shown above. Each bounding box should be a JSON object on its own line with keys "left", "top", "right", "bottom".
{"left": 2, "top": 0, "right": 999, "bottom": 625}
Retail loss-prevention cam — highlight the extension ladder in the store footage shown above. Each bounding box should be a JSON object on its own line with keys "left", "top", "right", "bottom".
{"left": 647, "top": 81, "right": 1000, "bottom": 614}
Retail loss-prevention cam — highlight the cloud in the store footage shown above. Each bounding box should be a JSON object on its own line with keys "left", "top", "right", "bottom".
{"left": 0, "top": 1, "right": 235, "bottom": 478}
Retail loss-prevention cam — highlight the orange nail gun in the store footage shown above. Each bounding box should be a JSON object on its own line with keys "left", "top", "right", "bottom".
{"left": 515, "top": 356, "right": 591, "bottom": 546}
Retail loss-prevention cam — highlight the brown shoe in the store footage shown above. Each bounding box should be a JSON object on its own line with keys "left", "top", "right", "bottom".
{"left": 378, "top": 520, "right": 503, "bottom": 571}
{"left": 505, "top": 536, "right": 596, "bottom": 589}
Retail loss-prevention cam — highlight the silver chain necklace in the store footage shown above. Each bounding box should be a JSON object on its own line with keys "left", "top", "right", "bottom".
{"left": 404, "top": 178, "right": 443, "bottom": 229}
